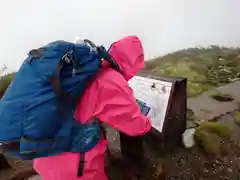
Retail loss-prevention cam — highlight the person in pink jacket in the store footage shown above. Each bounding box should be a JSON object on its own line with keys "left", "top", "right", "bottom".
{"left": 33, "top": 35, "right": 151, "bottom": 180}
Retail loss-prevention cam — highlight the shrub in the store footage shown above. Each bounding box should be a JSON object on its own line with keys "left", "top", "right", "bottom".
{"left": 235, "top": 111, "right": 240, "bottom": 127}
{"left": 195, "top": 122, "right": 231, "bottom": 154}
{"left": 0, "top": 73, "right": 15, "bottom": 98}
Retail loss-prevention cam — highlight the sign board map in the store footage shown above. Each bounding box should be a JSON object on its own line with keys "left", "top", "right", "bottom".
{"left": 128, "top": 76, "right": 173, "bottom": 132}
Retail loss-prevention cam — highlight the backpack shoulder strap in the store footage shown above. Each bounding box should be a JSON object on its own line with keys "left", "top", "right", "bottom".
{"left": 83, "top": 39, "right": 122, "bottom": 74}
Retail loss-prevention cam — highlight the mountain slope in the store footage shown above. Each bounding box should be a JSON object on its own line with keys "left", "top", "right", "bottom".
{"left": 143, "top": 46, "right": 240, "bottom": 96}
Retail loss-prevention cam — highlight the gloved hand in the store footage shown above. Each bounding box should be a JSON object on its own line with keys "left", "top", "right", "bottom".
{"left": 136, "top": 99, "right": 151, "bottom": 116}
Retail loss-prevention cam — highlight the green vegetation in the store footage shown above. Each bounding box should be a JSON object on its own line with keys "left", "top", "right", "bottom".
{"left": 0, "top": 73, "right": 15, "bottom": 98}
{"left": 235, "top": 111, "right": 240, "bottom": 127}
{"left": 144, "top": 46, "right": 240, "bottom": 96}
{"left": 187, "top": 108, "right": 195, "bottom": 121}
{"left": 197, "top": 122, "right": 231, "bottom": 138}
{"left": 195, "top": 122, "right": 231, "bottom": 154}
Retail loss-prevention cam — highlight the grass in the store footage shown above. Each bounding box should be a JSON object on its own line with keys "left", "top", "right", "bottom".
{"left": 194, "top": 122, "right": 231, "bottom": 154}
{"left": 0, "top": 73, "right": 15, "bottom": 98}
{"left": 197, "top": 122, "right": 231, "bottom": 138}
{"left": 143, "top": 46, "right": 240, "bottom": 97}
{"left": 234, "top": 111, "right": 240, "bottom": 127}
{"left": 195, "top": 129, "right": 222, "bottom": 154}
{"left": 187, "top": 108, "right": 195, "bottom": 121}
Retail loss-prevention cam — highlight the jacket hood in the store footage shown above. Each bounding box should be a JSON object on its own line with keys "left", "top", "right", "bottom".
{"left": 108, "top": 36, "right": 144, "bottom": 80}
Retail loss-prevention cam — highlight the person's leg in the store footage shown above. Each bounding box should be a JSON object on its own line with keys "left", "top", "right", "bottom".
{"left": 82, "top": 138, "right": 108, "bottom": 180}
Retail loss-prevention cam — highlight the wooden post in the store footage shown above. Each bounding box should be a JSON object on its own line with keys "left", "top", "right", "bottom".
{"left": 119, "top": 133, "right": 144, "bottom": 164}
{"left": 0, "top": 153, "right": 11, "bottom": 170}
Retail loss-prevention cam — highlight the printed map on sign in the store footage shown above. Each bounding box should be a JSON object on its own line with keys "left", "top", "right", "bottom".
{"left": 128, "top": 76, "right": 173, "bottom": 132}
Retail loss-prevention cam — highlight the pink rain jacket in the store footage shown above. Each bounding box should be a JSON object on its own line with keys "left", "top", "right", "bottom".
{"left": 33, "top": 36, "right": 151, "bottom": 180}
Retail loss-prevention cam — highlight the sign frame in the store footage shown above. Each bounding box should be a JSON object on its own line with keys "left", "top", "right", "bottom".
{"left": 120, "top": 74, "right": 187, "bottom": 163}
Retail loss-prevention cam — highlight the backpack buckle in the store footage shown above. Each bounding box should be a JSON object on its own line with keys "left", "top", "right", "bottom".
{"left": 62, "top": 50, "right": 74, "bottom": 64}
{"left": 61, "top": 50, "right": 76, "bottom": 76}
{"left": 83, "top": 39, "right": 97, "bottom": 52}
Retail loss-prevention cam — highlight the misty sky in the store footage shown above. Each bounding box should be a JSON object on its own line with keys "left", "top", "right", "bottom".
{"left": 0, "top": 0, "right": 240, "bottom": 71}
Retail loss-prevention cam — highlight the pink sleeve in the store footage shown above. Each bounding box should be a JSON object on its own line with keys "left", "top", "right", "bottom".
{"left": 95, "top": 80, "right": 151, "bottom": 136}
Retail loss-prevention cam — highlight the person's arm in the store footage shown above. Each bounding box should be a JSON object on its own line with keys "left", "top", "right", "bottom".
{"left": 95, "top": 80, "right": 151, "bottom": 136}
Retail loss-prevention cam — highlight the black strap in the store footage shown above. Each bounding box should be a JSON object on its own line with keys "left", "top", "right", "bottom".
{"left": 48, "top": 57, "right": 72, "bottom": 110}
{"left": 84, "top": 39, "right": 122, "bottom": 74}
{"left": 77, "top": 153, "right": 85, "bottom": 177}
{"left": 27, "top": 48, "right": 44, "bottom": 64}
{"left": 98, "top": 45, "right": 122, "bottom": 74}
{"left": 99, "top": 123, "right": 107, "bottom": 140}
{"left": 99, "top": 122, "right": 111, "bottom": 158}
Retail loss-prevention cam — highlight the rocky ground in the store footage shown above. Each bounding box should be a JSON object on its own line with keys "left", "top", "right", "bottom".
{"left": 105, "top": 80, "right": 240, "bottom": 180}
{"left": 105, "top": 114, "right": 240, "bottom": 180}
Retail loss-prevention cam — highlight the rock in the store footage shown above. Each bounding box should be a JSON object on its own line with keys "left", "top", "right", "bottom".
{"left": 187, "top": 121, "right": 198, "bottom": 129}
{"left": 187, "top": 108, "right": 196, "bottom": 121}
{"left": 182, "top": 128, "right": 196, "bottom": 148}
{"left": 188, "top": 81, "right": 240, "bottom": 121}
{"left": 211, "top": 92, "right": 234, "bottom": 102}
{"left": 151, "top": 162, "right": 166, "bottom": 180}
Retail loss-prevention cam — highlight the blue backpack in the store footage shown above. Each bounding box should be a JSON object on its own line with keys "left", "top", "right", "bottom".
{"left": 0, "top": 40, "right": 120, "bottom": 176}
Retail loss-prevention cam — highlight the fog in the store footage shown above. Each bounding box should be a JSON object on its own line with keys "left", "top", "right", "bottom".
{"left": 0, "top": 0, "right": 239, "bottom": 71}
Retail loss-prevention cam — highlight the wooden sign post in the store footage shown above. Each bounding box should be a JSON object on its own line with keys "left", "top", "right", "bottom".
{"left": 0, "top": 153, "right": 11, "bottom": 170}
{"left": 119, "top": 75, "right": 187, "bottom": 163}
